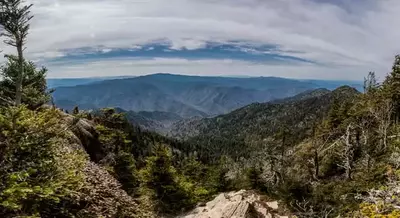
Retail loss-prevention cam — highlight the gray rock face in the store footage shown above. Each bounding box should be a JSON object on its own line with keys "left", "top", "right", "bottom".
{"left": 178, "top": 190, "right": 289, "bottom": 218}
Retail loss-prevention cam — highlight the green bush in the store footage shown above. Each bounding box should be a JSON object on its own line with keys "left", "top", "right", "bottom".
{"left": 0, "top": 106, "right": 87, "bottom": 217}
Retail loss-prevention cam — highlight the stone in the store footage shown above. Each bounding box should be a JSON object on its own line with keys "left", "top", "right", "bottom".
{"left": 177, "top": 190, "right": 288, "bottom": 218}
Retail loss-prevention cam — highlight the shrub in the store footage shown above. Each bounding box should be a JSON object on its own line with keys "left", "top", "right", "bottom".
{"left": 0, "top": 106, "right": 87, "bottom": 217}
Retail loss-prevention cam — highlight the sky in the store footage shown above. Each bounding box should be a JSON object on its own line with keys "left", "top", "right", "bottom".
{"left": 1, "top": 0, "right": 400, "bottom": 80}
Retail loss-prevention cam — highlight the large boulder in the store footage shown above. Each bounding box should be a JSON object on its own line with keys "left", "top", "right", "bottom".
{"left": 179, "top": 190, "right": 290, "bottom": 218}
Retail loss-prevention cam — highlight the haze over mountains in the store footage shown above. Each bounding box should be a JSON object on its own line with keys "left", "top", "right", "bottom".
{"left": 47, "top": 76, "right": 135, "bottom": 89}
{"left": 52, "top": 73, "right": 362, "bottom": 120}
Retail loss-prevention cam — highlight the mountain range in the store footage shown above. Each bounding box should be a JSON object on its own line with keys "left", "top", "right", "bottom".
{"left": 52, "top": 73, "right": 363, "bottom": 118}
{"left": 47, "top": 76, "right": 135, "bottom": 89}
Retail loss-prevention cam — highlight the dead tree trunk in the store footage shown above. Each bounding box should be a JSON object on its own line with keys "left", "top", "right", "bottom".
{"left": 338, "top": 124, "right": 354, "bottom": 180}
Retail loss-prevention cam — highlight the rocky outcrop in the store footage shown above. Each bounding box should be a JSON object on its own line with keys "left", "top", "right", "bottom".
{"left": 75, "top": 161, "right": 154, "bottom": 218}
{"left": 179, "top": 190, "right": 290, "bottom": 218}
{"left": 58, "top": 110, "right": 154, "bottom": 217}
{"left": 61, "top": 112, "right": 110, "bottom": 162}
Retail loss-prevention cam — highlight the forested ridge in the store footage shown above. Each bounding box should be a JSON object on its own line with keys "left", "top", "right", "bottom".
{"left": 2, "top": 1, "right": 400, "bottom": 218}
{"left": 169, "top": 86, "right": 359, "bottom": 162}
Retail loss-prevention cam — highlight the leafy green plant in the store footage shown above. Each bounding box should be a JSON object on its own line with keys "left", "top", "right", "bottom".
{"left": 0, "top": 106, "right": 87, "bottom": 216}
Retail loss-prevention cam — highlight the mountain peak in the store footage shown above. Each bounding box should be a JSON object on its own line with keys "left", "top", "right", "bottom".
{"left": 332, "top": 85, "right": 360, "bottom": 97}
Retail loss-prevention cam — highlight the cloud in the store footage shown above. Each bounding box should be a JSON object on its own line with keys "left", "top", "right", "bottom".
{"left": 2, "top": 0, "right": 400, "bottom": 79}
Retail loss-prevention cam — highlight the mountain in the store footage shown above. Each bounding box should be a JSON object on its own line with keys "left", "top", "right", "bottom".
{"left": 52, "top": 73, "right": 362, "bottom": 118}
{"left": 136, "top": 110, "right": 182, "bottom": 122}
{"left": 112, "top": 108, "right": 183, "bottom": 132}
{"left": 168, "top": 86, "right": 360, "bottom": 160}
{"left": 302, "top": 79, "right": 364, "bottom": 91}
{"left": 47, "top": 76, "right": 135, "bottom": 88}
{"left": 55, "top": 81, "right": 208, "bottom": 118}
{"left": 271, "top": 87, "right": 331, "bottom": 104}
{"left": 47, "top": 78, "right": 106, "bottom": 89}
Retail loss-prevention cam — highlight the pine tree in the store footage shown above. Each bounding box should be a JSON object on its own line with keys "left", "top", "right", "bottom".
{"left": 383, "top": 55, "right": 400, "bottom": 121}
{"left": 72, "top": 106, "right": 79, "bottom": 115}
{"left": 0, "top": 55, "right": 51, "bottom": 109}
{"left": 140, "top": 145, "right": 190, "bottom": 213}
{"left": 246, "top": 166, "right": 264, "bottom": 190}
{"left": 0, "top": 0, "right": 34, "bottom": 105}
{"left": 114, "top": 152, "right": 139, "bottom": 196}
{"left": 364, "top": 72, "right": 379, "bottom": 94}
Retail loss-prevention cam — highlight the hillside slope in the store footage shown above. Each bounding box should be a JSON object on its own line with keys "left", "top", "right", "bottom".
{"left": 170, "top": 86, "right": 359, "bottom": 160}
{"left": 114, "top": 108, "right": 183, "bottom": 132}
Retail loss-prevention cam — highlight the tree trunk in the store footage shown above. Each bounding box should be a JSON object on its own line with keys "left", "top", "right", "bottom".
{"left": 15, "top": 43, "right": 24, "bottom": 106}
{"left": 342, "top": 124, "right": 354, "bottom": 180}
{"left": 314, "top": 149, "right": 319, "bottom": 179}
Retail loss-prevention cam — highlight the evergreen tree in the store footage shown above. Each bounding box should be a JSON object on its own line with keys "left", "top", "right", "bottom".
{"left": 114, "top": 151, "right": 139, "bottom": 196}
{"left": 246, "top": 166, "right": 264, "bottom": 190}
{"left": 140, "top": 145, "right": 190, "bottom": 213}
{"left": 0, "top": 55, "right": 51, "bottom": 109}
{"left": 0, "top": 0, "right": 34, "bottom": 105}
{"left": 72, "top": 106, "right": 79, "bottom": 115}
{"left": 383, "top": 55, "right": 400, "bottom": 121}
{"left": 364, "top": 72, "right": 379, "bottom": 94}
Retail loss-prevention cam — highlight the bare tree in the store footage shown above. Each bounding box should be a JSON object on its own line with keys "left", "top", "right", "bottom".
{"left": 307, "top": 124, "right": 338, "bottom": 181}
{"left": 291, "top": 198, "right": 333, "bottom": 218}
{"left": 337, "top": 124, "right": 355, "bottom": 180}
{"left": 370, "top": 99, "right": 393, "bottom": 152}
{"left": 0, "top": 0, "right": 33, "bottom": 105}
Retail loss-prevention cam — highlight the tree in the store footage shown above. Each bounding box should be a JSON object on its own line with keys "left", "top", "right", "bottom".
{"left": 246, "top": 166, "right": 264, "bottom": 190}
{"left": 364, "top": 72, "right": 378, "bottom": 94}
{"left": 114, "top": 152, "right": 139, "bottom": 196}
{"left": 140, "top": 145, "right": 191, "bottom": 213}
{"left": 383, "top": 55, "right": 400, "bottom": 121}
{"left": 0, "top": 55, "right": 51, "bottom": 109}
{"left": 0, "top": 0, "right": 34, "bottom": 106}
{"left": 337, "top": 124, "right": 356, "bottom": 180}
{"left": 72, "top": 106, "right": 79, "bottom": 115}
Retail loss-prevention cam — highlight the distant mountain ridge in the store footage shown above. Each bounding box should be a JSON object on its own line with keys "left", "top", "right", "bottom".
{"left": 47, "top": 76, "right": 135, "bottom": 88}
{"left": 52, "top": 73, "right": 362, "bottom": 118}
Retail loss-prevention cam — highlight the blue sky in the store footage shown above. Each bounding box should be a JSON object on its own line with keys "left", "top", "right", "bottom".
{"left": 3, "top": 0, "right": 400, "bottom": 80}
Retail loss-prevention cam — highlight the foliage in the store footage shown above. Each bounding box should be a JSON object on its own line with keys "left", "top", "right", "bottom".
{"left": 162, "top": 56, "right": 400, "bottom": 217}
{"left": 0, "top": 55, "right": 51, "bottom": 109}
{"left": 139, "top": 145, "right": 194, "bottom": 213}
{"left": 246, "top": 166, "right": 266, "bottom": 191}
{"left": 350, "top": 169, "right": 400, "bottom": 217}
{"left": 178, "top": 86, "right": 359, "bottom": 162}
{"left": 0, "top": 106, "right": 87, "bottom": 217}
{"left": 0, "top": 0, "right": 34, "bottom": 106}
{"left": 114, "top": 151, "right": 140, "bottom": 196}
{"left": 75, "top": 108, "right": 218, "bottom": 214}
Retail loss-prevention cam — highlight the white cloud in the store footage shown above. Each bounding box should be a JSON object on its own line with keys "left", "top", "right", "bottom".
{"left": 101, "top": 48, "right": 113, "bottom": 53}
{"left": 2, "top": 0, "right": 400, "bottom": 79}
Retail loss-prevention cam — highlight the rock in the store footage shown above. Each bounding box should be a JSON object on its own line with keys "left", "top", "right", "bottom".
{"left": 76, "top": 161, "right": 154, "bottom": 217}
{"left": 266, "top": 201, "right": 279, "bottom": 210}
{"left": 178, "top": 190, "right": 288, "bottom": 218}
